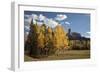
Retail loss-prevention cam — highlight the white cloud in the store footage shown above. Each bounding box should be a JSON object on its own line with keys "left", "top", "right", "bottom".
{"left": 32, "top": 19, "right": 37, "bottom": 24}
{"left": 65, "top": 21, "right": 70, "bottom": 25}
{"left": 24, "top": 31, "right": 29, "bottom": 41}
{"left": 55, "top": 14, "right": 67, "bottom": 21}
{"left": 86, "top": 32, "right": 90, "bottom": 38}
{"left": 26, "top": 32, "right": 29, "bottom": 35}
{"left": 24, "top": 15, "right": 30, "bottom": 18}
{"left": 38, "top": 14, "right": 46, "bottom": 21}
{"left": 24, "top": 14, "right": 60, "bottom": 28}
{"left": 86, "top": 32, "right": 90, "bottom": 34}
{"left": 82, "top": 31, "right": 90, "bottom": 38}
{"left": 24, "top": 17, "right": 32, "bottom": 24}
{"left": 24, "top": 14, "right": 38, "bottom": 25}
{"left": 37, "top": 21, "right": 43, "bottom": 26}
{"left": 31, "top": 14, "right": 38, "bottom": 20}
{"left": 44, "top": 18, "right": 58, "bottom": 28}
{"left": 25, "top": 26, "right": 30, "bottom": 31}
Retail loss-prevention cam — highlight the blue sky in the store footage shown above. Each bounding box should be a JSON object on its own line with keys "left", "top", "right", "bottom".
{"left": 24, "top": 11, "right": 90, "bottom": 38}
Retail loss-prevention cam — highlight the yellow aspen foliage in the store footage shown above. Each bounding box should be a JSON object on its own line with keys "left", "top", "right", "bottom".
{"left": 37, "top": 31, "right": 45, "bottom": 49}
{"left": 53, "top": 25, "right": 68, "bottom": 49}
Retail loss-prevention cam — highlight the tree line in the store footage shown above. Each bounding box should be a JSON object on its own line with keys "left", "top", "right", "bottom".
{"left": 25, "top": 19, "right": 69, "bottom": 57}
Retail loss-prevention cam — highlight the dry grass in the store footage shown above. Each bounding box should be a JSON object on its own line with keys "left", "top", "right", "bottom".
{"left": 24, "top": 50, "right": 90, "bottom": 61}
